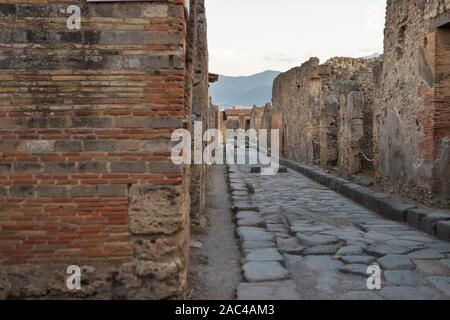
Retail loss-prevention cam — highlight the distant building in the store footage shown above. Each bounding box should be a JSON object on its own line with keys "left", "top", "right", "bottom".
{"left": 223, "top": 108, "right": 253, "bottom": 130}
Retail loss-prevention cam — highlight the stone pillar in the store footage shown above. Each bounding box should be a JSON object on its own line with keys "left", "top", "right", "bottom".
{"left": 271, "top": 112, "right": 285, "bottom": 157}
{"left": 320, "top": 99, "right": 339, "bottom": 168}
{"left": 339, "top": 91, "right": 365, "bottom": 176}
{"left": 188, "top": 0, "right": 209, "bottom": 232}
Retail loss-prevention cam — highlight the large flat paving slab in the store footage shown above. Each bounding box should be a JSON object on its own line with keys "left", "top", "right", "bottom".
{"left": 237, "top": 280, "right": 301, "bottom": 300}
{"left": 242, "top": 262, "right": 289, "bottom": 282}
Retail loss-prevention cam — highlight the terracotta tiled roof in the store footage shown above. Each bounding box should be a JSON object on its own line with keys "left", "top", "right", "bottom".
{"left": 224, "top": 108, "right": 252, "bottom": 116}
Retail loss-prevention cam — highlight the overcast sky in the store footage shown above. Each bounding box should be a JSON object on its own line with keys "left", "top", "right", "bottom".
{"left": 205, "top": 0, "right": 387, "bottom": 76}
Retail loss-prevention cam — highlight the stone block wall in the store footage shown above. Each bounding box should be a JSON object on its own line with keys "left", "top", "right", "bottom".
{"left": 272, "top": 57, "right": 377, "bottom": 174}
{"left": 224, "top": 117, "right": 242, "bottom": 130}
{"left": 375, "top": 0, "right": 450, "bottom": 207}
{"left": 208, "top": 100, "right": 220, "bottom": 131}
{"left": 339, "top": 91, "right": 365, "bottom": 176}
{"left": 320, "top": 57, "right": 377, "bottom": 171}
{"left": 272, "top": 58, "right": 322, "bottom": 164}
{"left": 250, "top": 106, "right": 264, "bottom": 131}
{"left": 261, "top": 103, "right": 273, "bottom": 132}
{"left": 223, "top": 109, "right": 252, "bottom": 130}
{"left": 0, "top": 0, "right": 191, "bottom": 299}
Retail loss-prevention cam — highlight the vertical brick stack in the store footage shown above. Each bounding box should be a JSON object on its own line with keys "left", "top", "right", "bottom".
{"left": 0, "top": 0, "right": 191, "bottom": 299}
{"left": 434, "top": 24, "right": 450, "bottom": 205}
{"left": 375, "top": 0, "right": 450, "bottom": 207}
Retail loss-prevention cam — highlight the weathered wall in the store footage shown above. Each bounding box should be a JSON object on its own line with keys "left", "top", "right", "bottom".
{"left": 375, "top": 0, "right": 450, "bottom": 207}
{"left": 272, "top": 57, "right": 377, "bottom": 174}
{"left": 187, "top": 0, "right": 209, "bottom": 232}
{"left": 320, "top": 57, "right": 377, "bottom": 173}
{"left": 261, "top": 103, "right": 273, "bottom": 132}
{"left": 208, "top": 100, "right": 219, "bottom": 131}
{"left": 0, "top": 0, "right": 191, "bottom": 299}
{"left": 250, "top": 106, "right": 264, "bottom": 131}
{"left": 224, "top": 116, "right": 243, "bottom": 130}
{"left": 339, "top": 91, "right": 366, "bottom": 175}
{"left": 223, "top": 109, "right": 252, "bottom": 130}
{"left": 272, "top": 58, "right": 321, "bottom": 164}
{"left": 218, "top": 111, "right": 227, "bottom": 142}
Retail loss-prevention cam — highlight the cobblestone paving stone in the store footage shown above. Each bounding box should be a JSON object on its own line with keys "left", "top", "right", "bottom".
{"left": 228, "top": 164, "right": 450, "bottom": 300}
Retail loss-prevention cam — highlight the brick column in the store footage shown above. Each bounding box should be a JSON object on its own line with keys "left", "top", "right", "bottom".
{"left": 0, "top": 0, "right": 191, "bottom": 299}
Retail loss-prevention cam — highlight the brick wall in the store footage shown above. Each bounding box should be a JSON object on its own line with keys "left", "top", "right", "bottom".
{"left": 434, "top": 25, "right": 450, "bottom": 204}
{"left": 0, "top": 0, "right": 191, "bottom": 299}
{"left": 375, "top": 0, "right": 450, "bottom": 207}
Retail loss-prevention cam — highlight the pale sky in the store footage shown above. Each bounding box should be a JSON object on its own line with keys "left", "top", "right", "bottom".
{"left": 205, "top": 0, "right": 387, "bottom": 76}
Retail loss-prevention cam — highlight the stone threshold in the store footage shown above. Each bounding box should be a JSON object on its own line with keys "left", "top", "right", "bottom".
{"left": 281, "top": 159, "right": 450, "bottom": 243}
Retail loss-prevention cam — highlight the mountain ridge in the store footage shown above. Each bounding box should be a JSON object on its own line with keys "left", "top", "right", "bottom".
{"left": 210, "top": 70, "right": 280, "bottom": 108}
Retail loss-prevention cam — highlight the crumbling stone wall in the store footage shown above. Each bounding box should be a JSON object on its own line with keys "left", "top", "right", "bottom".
{"left": 250, "top": 106, "right": 264, "bottom": 132}
{"left": 186, "top": 0, "right": 209, "bottom": 232}
{"left": 223, "top": 109, "right": 252, "bottom": 130}
{"left": 208, "top": 100, "right": 220, "bottom": 131}
{"left": 375, "top": 0, "right": 450, "bottom": 207}
{"left": 0, "top": 0, "right": 191, "bottom": 299}
{"left": 261, "top": 103, "right": 273, "bottom": 132}
{"left": 339, "top": 91, "right": 366, "bottom": 175}
{"left": 225, "top": 116, "right": 243, "bottom": 130}
{"left": 319, "top": 57, "right": 377, "bottom": 173}
{"left": 272, "top": 57, "right": 377, "bottom": 174}
{"left": 218, "top": 111, "right": 227, "bottom": 142}
{"left": 272, "top": 58, "right": 322, "bottom": 164}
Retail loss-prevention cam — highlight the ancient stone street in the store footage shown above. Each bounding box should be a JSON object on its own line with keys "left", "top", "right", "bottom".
{"left": 228, "top": 164, "right": 450, "bottom": 300}
{"left": 1, "top": 0, "right": 450, "bottom": 301}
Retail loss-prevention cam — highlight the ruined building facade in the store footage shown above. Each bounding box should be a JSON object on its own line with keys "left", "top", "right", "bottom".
{"left": 250, "top": 105, "right": 265, "bottom": 132}
{"left": 375, "top": 0, "right": 450, "bottom": 207}
{"left": 272, "top": 57, "right": 377, "bottom": 176}
{"left": 0, "top": 0, "right": 209, "bottom": 299}
{"left": 222, "top": 108, "right": 252, "bottom": 130}
{"left": 266, "top": 0, "right": 450, "bottom": 208}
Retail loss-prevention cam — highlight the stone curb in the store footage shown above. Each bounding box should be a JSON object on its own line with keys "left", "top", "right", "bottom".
{"left": 282, "top": 159, "right": 450, "bottom": 243}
